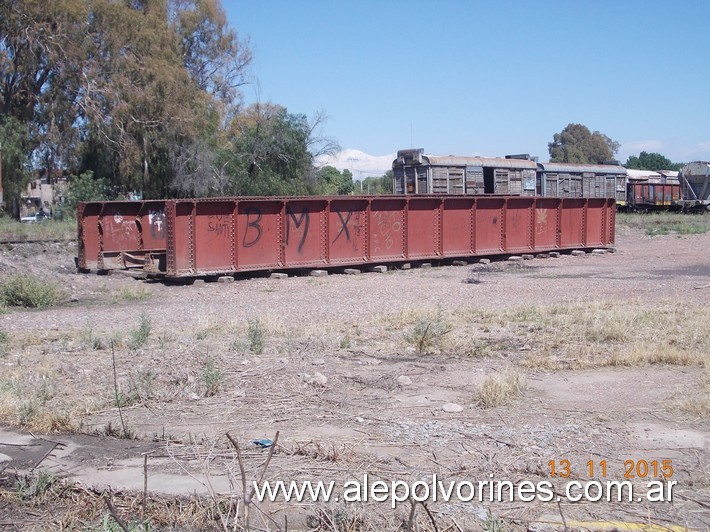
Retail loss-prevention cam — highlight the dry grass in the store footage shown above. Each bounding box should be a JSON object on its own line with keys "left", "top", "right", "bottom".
{"left": 676, "top": 365, "right": 710, "bottom": 418}
{"left": 475, "top": 367, "right": 526, "bottom": 408}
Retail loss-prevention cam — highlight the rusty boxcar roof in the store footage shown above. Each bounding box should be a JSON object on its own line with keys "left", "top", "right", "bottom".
{"left": 537, "top": 162, "right": 626, "bottom": 175}
{"left": 401, "top": 154, "right": 538, "bottom": 170}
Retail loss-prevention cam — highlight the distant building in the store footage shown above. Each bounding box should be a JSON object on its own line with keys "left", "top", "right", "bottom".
{"left": 20, "top": 172, "right": 69, "bottom": 218}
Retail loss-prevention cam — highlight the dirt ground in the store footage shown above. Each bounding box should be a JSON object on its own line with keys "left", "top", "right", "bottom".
{"left": 0, "top": 225, "right": 709, "bottom": 531}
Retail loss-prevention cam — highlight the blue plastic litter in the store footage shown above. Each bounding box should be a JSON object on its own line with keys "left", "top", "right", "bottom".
{"left": 252, "top": 439, "right": 273, "bottom": 448}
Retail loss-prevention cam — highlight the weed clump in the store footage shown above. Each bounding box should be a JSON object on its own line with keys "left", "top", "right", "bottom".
{"left": 0, "top": 274, "right": 63, "bottom": 308}
{"left": 247, "top": 317, "right": 266, "bottom": 355}
{"left": 476, "top": 367, "right": 526, "bottom": 408}
{"left": 201, "top": 358, "right": 224, "bottom": 397}
{"left": 405, "top": 312, "right": 452, "bottom": 353}
{"left": 129, "top": 314, "right": 152, "bottom": 350}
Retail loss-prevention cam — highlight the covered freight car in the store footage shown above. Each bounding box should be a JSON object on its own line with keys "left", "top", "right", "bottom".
{"left": 393, "top": 149, "right": 626, "bottom": 200}
{"left": 536, "top": 162, "right": 627, "bottom": 202}
{"left": 678, "top": 161, "right": 710, "bottom": 211}
{"left": 392, "top": 149, "right": 537, "bottom": 195}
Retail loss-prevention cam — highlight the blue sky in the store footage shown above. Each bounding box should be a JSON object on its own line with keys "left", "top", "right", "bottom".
{"left": 225, "top": 1, "right": 710, "bottom": 175}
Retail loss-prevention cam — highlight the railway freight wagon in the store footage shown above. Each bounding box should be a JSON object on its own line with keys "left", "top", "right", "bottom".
{"left": 77, "top": 195, "right": 615, "bottom": 278}
{"left": 626, "top": 182, "right": 682, "bottom": 211}
{"left": 536, "top": 162, "right": 627, "bottom": 204}
{"left": 393, "top": 149, "right": 626, "bottom": 202}
{"left": 392, "top": 149, "right": 538, "bottom": 196}
{"left": 678, "top": 161, "right": 710, "bottom": 211}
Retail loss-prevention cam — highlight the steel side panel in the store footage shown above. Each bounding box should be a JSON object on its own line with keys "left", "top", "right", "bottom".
{"left": 99, "top": 203, "right": 142, "bottom": 253}
{"left": 441, "top": 198, "right": 474, "bottom": 256}
{"left": 78, "top": 203, "right": 102, "bottom": 269}
{"left": 473, "top": 197, "right": 505, "bottom": 253}
{"left": 283, "top": 200, "right": 327, "bottom": 267}
{"left": 504, "top": 197, "right": 535, "bottom": 251}
{"left": 369, "top": 198, "right": 406, "bottom": 260}
{"left": 607, "top": 200, "right": 616, "bottom": 245}
{"left": 584, "top": 198, "right": 606, "bottom": 247}
{"left": 138, "top": 201, "right": 168, "bottom": 251}
{"left": 328, "top": 199, "right": 368, "bottom": 263}
{"left": 534, "top": 198, "right": 561, "bottom": 249}
{"left": 236, "top": 200, "right": 282, "bottom": 270}
{"left": 173, "top": 202, "right": 195, "bottom": 273}
{"left": 559, "top": 199, "right": 585, "bottom": 248}
{"left": 193, "top": 201, "right": 236, "bottom": 271}
{"left": 406, "top": 198, "right": 439, "bottom": 257}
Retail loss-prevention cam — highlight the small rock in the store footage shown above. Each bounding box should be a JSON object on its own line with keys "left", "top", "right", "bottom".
{"left": 311, "top": 358, "right": 325, "bottom": 366}
{"left": 355, "top": 416, "right": 365, "bottom": 423}
{"left": 442, "top": 403, "right": 464, "bottom": 413}
{"left": 478, "top": 258, "right": 491, "bottom": 264}
{"left": 69, "top": 294, "right": 80, "bottom": 302}
{"left": 397, "top": 375, "right": 413, "bottom": 386}
{"left": 343, "top": 268, "right": 361, "bottom": 275}
{"left": 312, "top": 372, "right": 328, "bottom": 386}
{"left": 309, "top": 270, "right": 328, "bottom": 277}
{"left": 370, "top": 265, "right": 387, "bottom": 273}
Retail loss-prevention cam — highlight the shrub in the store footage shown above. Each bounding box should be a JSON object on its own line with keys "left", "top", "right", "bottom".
{"left": 201, "top": 358, "right": 223, "bottom": 397}
{"left": 247, "top": 318, "right": 266, "bottom": 355}
{"left": 0, "top": 274, "right": 62, "bottom": 308}
{"left": 405, "top": 313, "right": 452, "bottom": 353}
{"left": 129, "top": 314, "right": 152, "bottom": 350}
{"left": 476, "top": 367, "right": 526, "bottom": 408}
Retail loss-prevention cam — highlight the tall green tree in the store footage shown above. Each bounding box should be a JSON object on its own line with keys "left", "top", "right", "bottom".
{"left": 217, "top": 103, "right": 338, "bottom": 196}
{"left": 548, "top": 124, "right": 620, "bottom": 164}
{"left": 0, "top": 0, "right": 88, "bottom": 213}
{"left": 0, "top": 116, "right": 32, "bottom": 217}
{"left": 625, "top": 151, "right": 682, "bottom": 171}
{"left": 361, "top": 170, "right": 393, "bottom": 195}
{"left": 316, "top": 166, "right": 354, "bottom": 195}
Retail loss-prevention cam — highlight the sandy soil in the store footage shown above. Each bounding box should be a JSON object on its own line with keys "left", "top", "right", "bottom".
{"left": 0, "top": 227, "right": 709, "bottom": 530}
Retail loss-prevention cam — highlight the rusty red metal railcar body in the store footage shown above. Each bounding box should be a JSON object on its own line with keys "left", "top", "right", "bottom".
{"left": 77, "top": 196, "right": 615, "bottom": 277}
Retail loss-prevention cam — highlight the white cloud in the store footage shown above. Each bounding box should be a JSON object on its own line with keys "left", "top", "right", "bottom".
{"left": 316, "top": 149, "right": 396, "bottom": 179}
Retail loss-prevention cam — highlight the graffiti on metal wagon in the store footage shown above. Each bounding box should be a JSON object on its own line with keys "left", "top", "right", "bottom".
{"left": 285, "top": 206, "right": 309, "bottom": 253}
{"left": 332, "top": 206, "right": 363, "bottom": 252}
{"left": 148, "top": 209, "right": 166, "bottom": 239}
{"left": 372, "top": 210, "right": 401, "bottom": 254}
{"left": 242, "top": 207, "right": 262, "bottom": 248}
{"left": 104, "top": 211, "right": 136, "bottom": 244}
{"left": 207, "top": 214, "right": 230, "bottom": 237}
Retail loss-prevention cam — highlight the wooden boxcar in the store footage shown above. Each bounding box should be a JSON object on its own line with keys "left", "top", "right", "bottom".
{"left": 393, "top": 149, "right": 537, "bottom": 196}
{"left": 393, "top": 149, "right": 626, "bottom": 200}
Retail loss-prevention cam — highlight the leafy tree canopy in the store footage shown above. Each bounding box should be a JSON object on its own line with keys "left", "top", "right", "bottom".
{"left": 361, "top": 170, "right": 393, "bottom": 195}
{"left": 625, "top": 151, "right": 683, "bottom": 171}
{"left": 316, "top": 166, "right": 354, "bottom": 195}
{"left": 548, "top": 124, "right": 620, "bottom": 164}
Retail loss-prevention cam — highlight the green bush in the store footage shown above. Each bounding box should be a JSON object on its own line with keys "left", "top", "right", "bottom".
{"left": 129, "top": 314, "right": 152, "bottom": 350}
{"left": 0, "top": 274, "right": 63, "bottom": 308}
{"left": 63, "top": 171, "right": 110, "bottom": 218}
